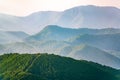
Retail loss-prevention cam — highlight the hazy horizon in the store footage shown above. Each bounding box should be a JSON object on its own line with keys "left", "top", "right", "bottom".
{"left": 0, "top": 1, "right": 120, "bottom": 34}
{"left": 0, "top": 0, "right": 120, "bottom": 16}
{"left": 0, "top": 5, "right": 120, "bottom": 17}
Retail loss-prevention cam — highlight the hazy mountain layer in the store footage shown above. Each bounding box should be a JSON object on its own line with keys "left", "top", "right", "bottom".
{"left": 25, "top": 25, "right": 120, "bottom": 42}
{"left": 0, "top": 31, "right": 29, "bottom": 44}
{"left": 72, "top": 33, "right": 120, "bottom": 51}
{"left": 0, "top": 5, "right": 120, "bottom": 34}
{"left": 0, "top": 25, "right": 120, "bottom": 69}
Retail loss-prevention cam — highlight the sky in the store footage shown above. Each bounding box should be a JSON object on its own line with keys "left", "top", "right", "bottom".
{"left": 0, "top": 0, "right": 120, "bottom": 16}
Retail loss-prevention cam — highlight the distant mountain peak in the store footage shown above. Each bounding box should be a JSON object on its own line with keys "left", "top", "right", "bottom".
{"left": 43, "top": 25, "right": 62, "bottom": 30}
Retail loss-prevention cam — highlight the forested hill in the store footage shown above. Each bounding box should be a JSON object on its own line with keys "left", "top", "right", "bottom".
{"left": 0, "top": 53, "right": 120, "bottom": 80}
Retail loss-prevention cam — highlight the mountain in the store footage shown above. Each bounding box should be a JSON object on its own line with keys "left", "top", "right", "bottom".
{"left": 0, "top": 40, "right": 120, "bottom": 69}
{"left": 0, "top": 5, "right": 120, "bottom": 34}
{"left": 60, "top": 45, "right": 120, "bottom": 69}
{"left": 0, "top": 25, "right": 120, "bottom": 69}
{"left": 0, "top": 40, "right": 69, "bottom": 54}
{"left": 72, "top": 33, "right": 120, "bottom": 51}
{"left": 0, "top": 53, "right": 119, "bottom": 80}
{"left": 25, "top": 25, "right": 120, "bottom": 42}
{"left": 0, "top": 31, "right": 29, "bottom": 44}
{"left": 25, "top": 25, "right": 81, "bottom": 41}
{"left": 24, "top": 5, "right": 120, "bottom": 34}
{"left": 0, "top": 42, "right": 36, "bottom": 53}
{"left": 24, "top": 26, "right": 120, "bottom": 69}
{"left": 58, "top": 5, "right": 120, "bottom": 28}
{"left": 0, "top": 14, "right": 22, "bottom": 31}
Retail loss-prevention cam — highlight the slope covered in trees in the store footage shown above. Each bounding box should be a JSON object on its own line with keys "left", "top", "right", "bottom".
{"left": 0, "top": 53, "right": 120, "bottom": 80}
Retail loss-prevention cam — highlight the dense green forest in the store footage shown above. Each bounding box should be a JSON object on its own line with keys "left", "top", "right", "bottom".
{"left": 0, "top": 53, "right": 120, "bottom": 80}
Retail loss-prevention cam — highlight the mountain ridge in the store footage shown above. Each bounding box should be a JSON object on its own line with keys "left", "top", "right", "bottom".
{"left": 0, "top": 5, "right": 120, "bottom": 34}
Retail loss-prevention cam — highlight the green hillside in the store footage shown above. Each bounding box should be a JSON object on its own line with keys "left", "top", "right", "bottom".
{"left": 0, "top": 53, "right": 119, "bottom": 80}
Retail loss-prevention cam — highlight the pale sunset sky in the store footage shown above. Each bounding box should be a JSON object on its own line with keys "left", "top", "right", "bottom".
{"left": 0, "top": 0, "right": 120, "bottom": 16}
